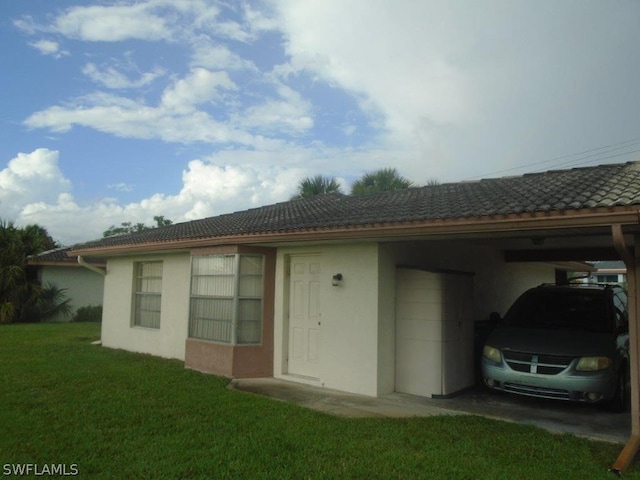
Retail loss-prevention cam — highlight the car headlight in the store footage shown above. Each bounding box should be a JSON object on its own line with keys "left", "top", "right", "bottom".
{"left": 483, "top": 345, "right": 502, "bottom": 363}
{"left": 576, "top": 356, "right": 612, "bottom": 371}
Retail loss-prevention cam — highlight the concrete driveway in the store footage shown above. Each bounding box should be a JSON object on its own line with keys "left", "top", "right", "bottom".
{"left": 230, "top": 377, "right": 629, "bottom": 444}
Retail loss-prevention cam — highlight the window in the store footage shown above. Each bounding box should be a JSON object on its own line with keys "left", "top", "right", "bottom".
{"left": 189, "top": 254, "right": 263, "bottom": 344}
{"left": 595, "top": 274, "right": 619, "bottom": 284}
{"left": 134, "top": 261, "right": 163, "bottom": 328}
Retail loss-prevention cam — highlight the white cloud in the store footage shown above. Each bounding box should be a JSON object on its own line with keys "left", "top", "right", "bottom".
{"left": 161, "top": 68, "right": 237, "bottom": 113}
{"left": 82, "top": 62, "right": 166, "bottom": 89}
{"left": 23, "top": 90, "right": 255, "bottom": 145}
{"left": 243, "top": 3, "right": 279, "bottom": 33}
{"left": 46, "top": 1, "right": 252, "bottom": 44}
{"left": 108, "top": 183, "right": 136, "bottom": 193}
{"left": 53, "top": 4, "right": 170, "bottom": 42}
{"left": 275, "top": 0, "right": 475, "bottom": 141}
{"left": 28, "top": 39, "right": 69, "bottom": 58}
{"left": 5, "top": 150, "right": 304, "bottom": 244}
{"left": 24, "top": 62, "right": 315, "bottom": 144}
{"left": 13, "top": 16, "right": 39, "bottom": 35}
{"left": 0, "top": 149, "right": 72, "bottom": 220}
{"left": 189, "top": 40, "right": 257, "bottom": 71}
{"left": 19, "top": 2, "right": 315, "bottom": 150}
{"left": 234, "top": 84, "right": 314, "bottom": 134}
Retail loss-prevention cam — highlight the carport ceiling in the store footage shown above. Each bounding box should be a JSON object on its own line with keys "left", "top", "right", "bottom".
{"left": 380, "top": 225, "right": 638, "bottom": 263}
{"left": 504, "top": 247, "right": 624, "bottom": 262}
{"left": 501, "top": 225, "right": 640, "bottom": 262}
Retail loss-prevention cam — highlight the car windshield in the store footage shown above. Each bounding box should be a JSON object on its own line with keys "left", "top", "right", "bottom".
{"left": 504, "top": 289, "right": 612, "bottom": 333}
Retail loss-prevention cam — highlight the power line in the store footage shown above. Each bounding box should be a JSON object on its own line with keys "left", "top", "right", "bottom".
{"left": 464, "top": 137, "right": 640, "bottom": 180}
{"left": 542, "top": 147, "right": 640, "bottom": 171}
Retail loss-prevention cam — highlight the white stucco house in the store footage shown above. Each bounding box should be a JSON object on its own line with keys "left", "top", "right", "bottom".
{"left": 69, "top": 161, "right": 640, "bottom": 399}
{"left": 28, "top": 247, "right": 105, "bottom": 322}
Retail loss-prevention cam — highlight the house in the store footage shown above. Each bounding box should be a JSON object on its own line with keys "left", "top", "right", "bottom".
{"left": 28, "top": 247, "right": 105, "bottom": 322}
{"left": 589, "top": 260, "right": 627, "bottom": 285}
{"left": 69, "top": 161, "right": 640, "bottom": 399}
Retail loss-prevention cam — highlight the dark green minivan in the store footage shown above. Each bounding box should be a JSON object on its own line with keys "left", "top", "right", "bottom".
{"left": 482, "top": 283, "right": 629, "bottom": 412}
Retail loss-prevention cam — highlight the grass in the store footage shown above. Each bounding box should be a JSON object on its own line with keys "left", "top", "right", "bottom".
{"left": 0, "top": 323, "right": 639, "bottom": 479}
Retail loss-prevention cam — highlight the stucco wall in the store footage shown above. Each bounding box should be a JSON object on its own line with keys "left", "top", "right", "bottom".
{"left": 39, "top": 266, "right": 104, "bottom": 322}
{"left": 274, "top": 243, "right": 381, "bottom": 396}
{"left": 101, "top": 253, "right": 191, "bottom": 360}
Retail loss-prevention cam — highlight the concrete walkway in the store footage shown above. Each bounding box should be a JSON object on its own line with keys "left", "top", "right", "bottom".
{"left": 229, "top": 377, "right": 630, "bottom": 444}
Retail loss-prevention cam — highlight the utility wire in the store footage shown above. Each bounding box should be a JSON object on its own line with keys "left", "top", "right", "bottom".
{"left": 464, "top": 137, "right": 640, "bottom": 180}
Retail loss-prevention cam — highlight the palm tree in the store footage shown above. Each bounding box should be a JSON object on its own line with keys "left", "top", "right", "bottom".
{"left": 351, "top": 167, "right": 414, "bottom": 196}
{"left": 0, "top": 219, "right": 68, "bottom": 323}
{"left": 20, "top": 282, "right": 72, "bottom": 323}
{"left": 0, "top": 221, "right": 25, "bottom": 322}
{"left": 291, "top": 175, "right": 344, "bottom": 199}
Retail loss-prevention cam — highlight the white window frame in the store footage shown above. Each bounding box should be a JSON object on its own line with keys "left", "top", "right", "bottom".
{"left": 133, "top": 261, "right": 163, "bottom": 329}
{"left": 189, "top": 254, "right": 264, "bottom": 345}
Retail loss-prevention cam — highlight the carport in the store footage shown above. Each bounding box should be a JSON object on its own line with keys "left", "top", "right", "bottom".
{"left": 385, "top": 220, "right": 640, "bottom": 472}
{"left": 393, "top": 217, "right": 640, "bottom": 473}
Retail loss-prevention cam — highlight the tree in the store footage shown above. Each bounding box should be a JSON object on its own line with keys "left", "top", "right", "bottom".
{"left": 350, "top": 167, "right": 414, "bottom": 196}
{"left": 103, "top": 216, "right": 173, "bottom": 237}
{"left": 153, "top": 215, "right": 173, "bottom": 228}
{"left": 0, "top": 220, "right": 69, "bottom": 323}
{"left": 0, "top": 221, "right": 23, "bottom": 323}
{"left": 291, "top": 175, "right": 344, "bottom": 199}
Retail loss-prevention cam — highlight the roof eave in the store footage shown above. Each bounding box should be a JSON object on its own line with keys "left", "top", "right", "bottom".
{"left": 68, "top": 206, "right": 640, "bottom": 258}
{"left": 28, "top": 260, "right": 107, "bottom": 267}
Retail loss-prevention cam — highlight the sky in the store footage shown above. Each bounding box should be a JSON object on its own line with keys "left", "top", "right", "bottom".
{"left": 1, "top": 0, "right": 639, "bottom": 245}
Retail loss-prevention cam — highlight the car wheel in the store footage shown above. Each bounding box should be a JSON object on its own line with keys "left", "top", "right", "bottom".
{"left": 603, "top": 368, "right": 630, "bottom": 413}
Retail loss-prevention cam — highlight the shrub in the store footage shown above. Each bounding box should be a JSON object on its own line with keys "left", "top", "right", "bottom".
{"left": 18, "top": 282, "right": 72, "bottom": 323}
{"left": 72, "top": 305, "right": 102, "bottom": 322}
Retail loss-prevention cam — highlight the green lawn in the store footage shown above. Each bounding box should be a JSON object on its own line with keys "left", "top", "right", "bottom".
{"left": 0, "top": 323, "right": 638, "bottom": 479}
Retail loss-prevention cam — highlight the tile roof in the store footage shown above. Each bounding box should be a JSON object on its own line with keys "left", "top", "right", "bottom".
{"left": 29, "top": 247, "right": 106, "bottom": 265}
{"left": 71, "top": 161, "right": 640, "bottom": 252}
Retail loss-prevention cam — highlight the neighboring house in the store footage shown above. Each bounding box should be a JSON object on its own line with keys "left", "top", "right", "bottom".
{"left": 589, "top": 260, "right": 627, "bottom": 285}
{"left": 70, "top": 161, "right": 640, "bottom": 399}
{"left": 28, "top": 247, "right": 105, "bottom": 322}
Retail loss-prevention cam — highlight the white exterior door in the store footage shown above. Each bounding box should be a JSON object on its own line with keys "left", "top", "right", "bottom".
{"left": 288, "top": 255, "right": 321, "bottom": 378}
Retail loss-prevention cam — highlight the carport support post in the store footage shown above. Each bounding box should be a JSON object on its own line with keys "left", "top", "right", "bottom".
{"left": 612, "top": 227, "right": 640, "bottom": 474}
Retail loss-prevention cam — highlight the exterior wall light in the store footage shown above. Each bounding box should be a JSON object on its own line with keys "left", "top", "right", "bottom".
{"left": 332, "top": 273, "right": 343, "bottom": 286}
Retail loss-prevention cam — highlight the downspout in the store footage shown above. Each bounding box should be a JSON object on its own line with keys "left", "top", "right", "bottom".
{"left": 611, "top": 224, "right": 640, "bottom": 475}
{"left": 77, "top": 256, "right": 106, "bottom": 276}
